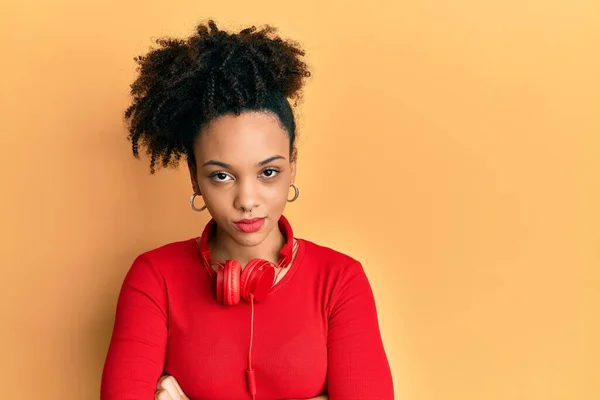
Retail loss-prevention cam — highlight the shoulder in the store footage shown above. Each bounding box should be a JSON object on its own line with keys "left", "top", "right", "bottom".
{"left": 125, "top": 238, "right": 199, "bottom": 280}
{"left": 297, "top": 238, "right": 366, "bottom": 279}
{"left": 300, "top": 237, "right": 358, "bottom": 262}
{"left": 298, "top": 238, "right": 375, "bottom": 314}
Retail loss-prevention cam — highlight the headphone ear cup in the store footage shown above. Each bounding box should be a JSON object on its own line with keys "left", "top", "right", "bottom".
{"left": 240, "top": 259, "right": 275, "bottom": 302}
{"left": 225, "top": 260, "right": 241, "bottom": 306}
{"left": 239, "top": 261, "right": 253, "bottom": 300}
{"left": 217, "top": 261, "right": 241, "bottom": 306}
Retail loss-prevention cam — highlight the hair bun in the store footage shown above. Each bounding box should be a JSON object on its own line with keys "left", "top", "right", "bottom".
{"left": 124, "top": 19, "right": 311, "bottom": 173}
{"left": 190, "top": 20, "right": 310, "bottom": 101}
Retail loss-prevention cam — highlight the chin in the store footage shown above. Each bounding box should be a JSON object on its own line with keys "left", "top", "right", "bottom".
{"left": 231, "top": 231, "right": 268, "bottom": 247}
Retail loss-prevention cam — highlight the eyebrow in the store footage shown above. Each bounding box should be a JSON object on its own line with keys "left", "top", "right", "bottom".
{"left": 201, "top": 155, "right": 286, "bottom": 169}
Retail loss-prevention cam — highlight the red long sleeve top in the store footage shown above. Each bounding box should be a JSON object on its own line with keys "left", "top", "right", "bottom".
{"left": 101, "top": 235, "right": 394, "bottom": 399}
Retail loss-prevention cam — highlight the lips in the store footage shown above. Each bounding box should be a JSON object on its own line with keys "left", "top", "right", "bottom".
{"left": 234, "top": 217, "right": 266, "bottom": 233}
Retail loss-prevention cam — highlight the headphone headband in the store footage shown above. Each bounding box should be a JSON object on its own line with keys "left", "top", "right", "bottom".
{"left": 197, "top": 215, "right": 295, "bottom": 274}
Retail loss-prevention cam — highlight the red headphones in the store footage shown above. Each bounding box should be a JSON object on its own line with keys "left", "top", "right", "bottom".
{"left": 196, "top": 215, "right": 296, "bottom": 306}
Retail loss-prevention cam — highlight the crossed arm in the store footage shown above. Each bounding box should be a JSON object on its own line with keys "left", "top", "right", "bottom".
{"left": 155, "top": 375, "right": 327, "bottom": 400}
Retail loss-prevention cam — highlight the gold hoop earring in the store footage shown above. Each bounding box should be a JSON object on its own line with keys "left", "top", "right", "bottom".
{"left": 190, "top": 193, "right": 207, "bottom": 212}
{"left": 287, "top": 184, "right": 299, "bottom": 203}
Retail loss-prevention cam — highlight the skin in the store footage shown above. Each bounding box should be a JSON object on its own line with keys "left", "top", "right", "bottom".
{"left": 189, "top": 111, "right": 297, "bottom": 269}
{"left": 155, "top": 111, "right": 327, "bottom": 399}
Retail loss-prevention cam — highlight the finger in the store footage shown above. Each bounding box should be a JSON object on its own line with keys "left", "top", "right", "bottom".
{"left": 169, "top": 376, "right": 186, "bottom": 397}
{"left": 157, "top": 375, "right": 170, "bottom": 390}
{"left": 155, "top": 389, "right": 173, "bottom": 400}
{"left": 157, "top": 375, "right": 178, "bottom": 393}
{"left": 158, "top": 376, "right": 181, "bottom": 399}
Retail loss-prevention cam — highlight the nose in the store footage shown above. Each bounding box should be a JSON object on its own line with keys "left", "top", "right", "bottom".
{"left": 234, "top": 178, "right": 260, "bottom": 212}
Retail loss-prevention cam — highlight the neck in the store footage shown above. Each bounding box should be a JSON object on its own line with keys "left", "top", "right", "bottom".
{"left": 209, "top": 224, "right": 285, "bottom": 267}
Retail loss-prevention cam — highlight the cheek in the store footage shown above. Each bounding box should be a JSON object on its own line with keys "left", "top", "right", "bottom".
{"left": 198, "top": 184, "right": 229, "bottom": 211}
{"left": 265, "top": 182, "right": 285, "bottom": 197}
{"left": 266, "top": 177, "right": 291, "bottom": 199}
{"left": 268, "top": 184, "right": 291, "bottom": 213}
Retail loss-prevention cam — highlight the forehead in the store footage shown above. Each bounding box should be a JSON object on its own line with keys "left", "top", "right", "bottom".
{"left": 194, "top": 111, "right": 289, "bottom": 163}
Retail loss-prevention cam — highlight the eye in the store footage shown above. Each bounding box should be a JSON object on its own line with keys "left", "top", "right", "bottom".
{"left": 210, "top": 172, "right": 233, "bottom": 182}
{"left": 260, "top": 168, "right": 280, "bottom": 178}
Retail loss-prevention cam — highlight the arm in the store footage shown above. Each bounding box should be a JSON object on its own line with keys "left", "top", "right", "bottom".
{"left": 158, "top": 375, "right": 327, "bottom": 400}
{"left": 101, "top": 255, "right": 168, "bottom": 399}
{"left": 326, "top": 262, "right": 394, "bottom": 399}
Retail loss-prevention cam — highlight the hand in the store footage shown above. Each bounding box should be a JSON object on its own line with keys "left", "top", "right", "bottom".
{"left": 155, "top": 375, "right": 189, "bottom": 400}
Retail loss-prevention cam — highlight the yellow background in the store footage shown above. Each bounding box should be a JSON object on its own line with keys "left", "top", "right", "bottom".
{"left": 1, "top": 0, "right": 598, "bottom": 399}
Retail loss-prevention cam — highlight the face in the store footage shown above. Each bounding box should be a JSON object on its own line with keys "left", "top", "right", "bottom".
{"left": 189, "top": 111, "right": 297, "bottom": 248}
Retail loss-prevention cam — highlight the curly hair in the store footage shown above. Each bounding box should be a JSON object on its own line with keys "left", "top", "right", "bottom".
{"left": 124, "top": 20, "right": 311, "bottom": 173}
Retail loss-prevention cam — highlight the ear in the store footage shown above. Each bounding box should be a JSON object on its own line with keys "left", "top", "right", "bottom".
{"left": 187, "top": 159, "right": 201, "bottom": 194}
{"left": 290, "top": 147, "right": 298, "bottom": 184}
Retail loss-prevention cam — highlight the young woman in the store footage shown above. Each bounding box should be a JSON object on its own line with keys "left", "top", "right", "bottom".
{"left": 101, "top": 20, "right": 394, "bottom": 400}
